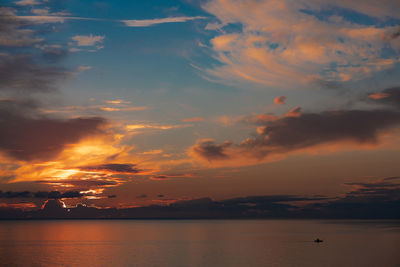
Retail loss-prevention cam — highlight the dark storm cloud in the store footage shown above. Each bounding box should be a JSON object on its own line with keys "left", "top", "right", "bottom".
{"left": 192, "top": 140, "right": 233, "bottom": 160}
{"left": 250, "top": 109, "right": 400, "bottom": 149}
{"left": 0, "top": 99, "right": 106, "bottom": 161}
{"left": 0, "top": 190, "right": 83, "bottom": 199}
{"left": 79, "top": 164, "right": 142, "bottom": 174}
{"left": 0, "top": 54, "right": 67, "bottom": 92}
{"left": 193, "top": 108, "right": 400, "bottom": 161}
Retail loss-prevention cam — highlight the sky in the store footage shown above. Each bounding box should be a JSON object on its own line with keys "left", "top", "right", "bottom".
{"left": 1, "top": 0, "right": 400, "bottom": 210}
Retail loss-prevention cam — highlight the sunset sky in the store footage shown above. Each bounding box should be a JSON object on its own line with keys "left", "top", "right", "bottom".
{"left": 1, "top": 0, "right": 400, "bottom": 210}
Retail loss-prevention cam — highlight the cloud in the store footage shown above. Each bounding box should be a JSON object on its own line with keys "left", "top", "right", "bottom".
{"left": 192, "top": 139, "right": 233, "bottom": 160}
{"left": 150, "top": 173, "right": 195, "bottom": 180}
{"left": 369, "top": 87, "right": 400, "bottom": 108}
{"left": 71, "top": 34, "right": 104, "bottom": 46}
{"left": 304, "top": 176, "right": 400, "bottom": 218}
{"left": 192, "top": 89, "right": 400, "bottom": 164}
{"left": 39, "top": 46, "right": 68, "bottom": 63}
{"left": 0, "top": 54, "right": 67, "bottom": 92}
{"left": 38, "top": 179, "right": 119, "bottom": 188}
{"left": 125, "top": 123, "right": 186, "bottom": 132}
{"left": 0, "top": 190, "right": 83, "bottom": 199}
{"left": 0, "top": 7, "right": 44, "bottom": 47}
{"left": 13, "top": 13, "right": 205, "bottom": 28}
{"left": 122, "top": 16, "right": 206, "bottom": 27}
{"left": 285, "top": 106, "right": 302, "bottom": 117}
{"left": 77, "top": 65, "right": 92, "bottom": 72}
{"left": 15, "top": 0, "right": 41, "bottom": 6}
{"left": 79, "top": 163, "right": 142, "bottom": 174}
{"left": 104, "top": 100, "right": 131, "bottom": 105}
{"left": 274, "top": 96, "right": 287, "bottom": 105}
{"left": 368, "top": 92, "right": 391, "bottom": 100}
{"left": 202, "top": 0, "right": 400, "bottom": 88}
{"left": 0, "top": 99, "right": 106, "bottom": 161}
{"left": 181, "top": 117, "right": 204, "bottom": 122}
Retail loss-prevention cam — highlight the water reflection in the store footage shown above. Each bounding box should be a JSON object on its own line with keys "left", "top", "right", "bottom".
{"left": 0, "top": 220, "right": 399, "bottom": 267}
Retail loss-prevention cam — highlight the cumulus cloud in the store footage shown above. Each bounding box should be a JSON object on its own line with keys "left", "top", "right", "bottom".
{"left": 202, "top": 0, "right": 400, "bottom": 88}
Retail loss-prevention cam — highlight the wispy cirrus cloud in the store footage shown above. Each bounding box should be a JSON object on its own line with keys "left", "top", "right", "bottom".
{"left": 15, "top": 0, "right": 41, "bottom": 6}
{"left": 14, "top": 13, "right": 206, "bottom": 27}
{"left": 121, "top": 16, "right": 206, "bottom": 27}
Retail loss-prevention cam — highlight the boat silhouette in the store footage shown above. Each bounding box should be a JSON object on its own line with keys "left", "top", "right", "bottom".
{"left": 314, "top": 238, "right": 323, "bottom": 243}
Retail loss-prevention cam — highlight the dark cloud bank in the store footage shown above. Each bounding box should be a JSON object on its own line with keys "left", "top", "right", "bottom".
{"left": 193, "top": 87, "right": 400, "bottom": 161}
{"left": 0, "top": 190, "right": 83, "bottom": 199}
{"left": 0, "top": 99, "right": 106, "bottom": 161}
{"left": 79, "top": 164, "right": 142, "bottom": 174}
{"left": 1, "top": 177, "right": 399, "bottom": 219}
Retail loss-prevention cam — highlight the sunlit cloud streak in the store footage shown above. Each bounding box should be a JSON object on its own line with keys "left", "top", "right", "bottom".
{"left": 122, "top": 16, "right": 206, "bottom": 27}
{"left": 12, "top": 13, "right": 206, "bottom": 27}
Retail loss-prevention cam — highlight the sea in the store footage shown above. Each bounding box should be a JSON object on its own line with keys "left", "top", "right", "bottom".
{"left": 0, "top": 220, "right": 399, "bottom": 267}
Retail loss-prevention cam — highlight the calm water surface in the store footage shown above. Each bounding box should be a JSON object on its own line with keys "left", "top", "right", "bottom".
{"left": 0, "top": 220, "right": 399, "bottom": 267}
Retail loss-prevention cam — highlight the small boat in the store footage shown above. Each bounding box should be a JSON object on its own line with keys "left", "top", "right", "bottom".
{"left": 314, "top": 238, "right": 323, "bottom": 243}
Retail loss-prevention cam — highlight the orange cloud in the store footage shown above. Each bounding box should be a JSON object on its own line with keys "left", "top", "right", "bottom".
{"left": 368, "top": 92, "right": 391, "bottom": 100}
{"left": 274, "top": 96, "right": 287, "bottom": 105}
{"left": 202, "top": 0, "right": 400, "bottom": 87}
{"left": 285, "top": 106, "right": 302, "bottom": 117}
